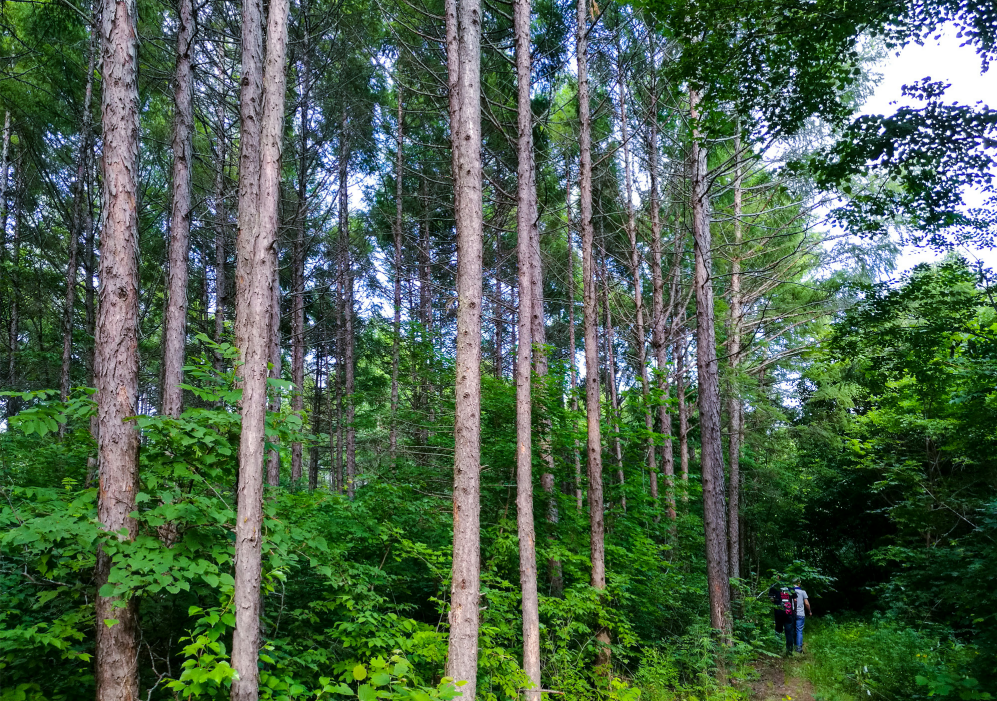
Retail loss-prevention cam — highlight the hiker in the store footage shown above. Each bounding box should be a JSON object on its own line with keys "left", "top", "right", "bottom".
{"left": 769, "top": 581, "right": 787, "bottom": 635}
{"left": 788, "top": 578, "right": 811, "bottom": 653}
{"left": 772, "top": 582, "right": 797, "bottom": 654}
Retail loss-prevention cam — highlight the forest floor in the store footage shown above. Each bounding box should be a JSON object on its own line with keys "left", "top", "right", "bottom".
{"left": 749, "top": 653, "right": 816, "bottom": 701}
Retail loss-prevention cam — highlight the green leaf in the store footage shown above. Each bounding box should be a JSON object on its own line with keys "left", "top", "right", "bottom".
{"left": 370, "top": 672, "right": 390, "bottom": 687}
{"left": 103, "top": 619, "right": 119, "bottom": 628}
{"left": 352, "top": 664, "right": 367, "bottom": 681}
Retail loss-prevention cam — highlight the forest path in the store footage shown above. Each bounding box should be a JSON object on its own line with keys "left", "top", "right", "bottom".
{"left": 749, "top": 654, "right": 815, "bottom": 701}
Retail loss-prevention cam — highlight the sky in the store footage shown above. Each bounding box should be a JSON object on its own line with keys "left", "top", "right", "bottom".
{"left": 861, "top": 30, "right": 995, "bottom": 275}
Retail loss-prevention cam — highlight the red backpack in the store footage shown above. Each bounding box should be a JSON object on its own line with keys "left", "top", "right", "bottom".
{"left": 779, "top": 588, "right": 797, "bottom": 615}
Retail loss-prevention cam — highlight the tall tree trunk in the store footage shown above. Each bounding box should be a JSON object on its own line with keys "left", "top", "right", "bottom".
{"left": 493, "top": 250, "right": 503, "bottom": 378}
{"left": 566, "top": 169, "right": 582, "bottom": 512}
{"left": 291, "top": 35, "right": 310, "bottom": 483}
{"left": 267, "top": 274, "right": 282, "bottom": 486}
{"left": 390, "top": 80, "right": 403, "bottom": 467}
{"left": 230, "top": 0, "right": 291, "bottom": 692}
{"left": 514, "top": 0, "right": 540, "bottom": 684}
{"left": 61, "top": 28, "right": 97, "bottom": 405}
{"left": 0, "top": 111, "right": 9, "bottom": 242}
{"left": 309, "top": 345, "right": 323, "bottom": 490}
{"left": 647, "top": 49, "right": 674, "bottom": 519}
{"left": 690, "top": 88, "right": 731, "bottom": 638}
{"left": 675, "top": 338, "right": 689, "bottom": 499}
{"left": 339, "top": 115, "right": 356, "bottom": 499}
{"left": 445, "top": 0, "right": 484, "bottom": 690}
{"left": 214, "top": 91, "right": 227, "bottom": 353}
{"left": 7, "top": 171, "right": 19, "bottom": 396}
{"left": 85, "top": 196, "right": 96, "bottom": 379}
{"left": 161, "top": 0, "right": 196, "bottom": 417}
{"left": 418, "top": 173, "right": 432, "bottom": 446}
{"left": 602, "top": 264, "right": 624, "bottom": 510}
{"left": 334, "top": 286, "right": 344, "bottom": 494}
{"left": 727, "top": 134, "right": 743, "bottom": 584}
{"left": 94, "top": 0, "right": 141, "bottom": 692}
{"left": 577, "top": 0, "right": 609, "bottom": 669}
{"left": 618, "top": 59, "right": 655, "bottom": 494}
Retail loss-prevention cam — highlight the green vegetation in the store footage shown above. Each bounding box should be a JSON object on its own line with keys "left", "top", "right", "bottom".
{"left": 2, "top": 0, "right": 997, "bottom": 695}
{"left": 793, "top": 618, "right": 991, "bottom": 701}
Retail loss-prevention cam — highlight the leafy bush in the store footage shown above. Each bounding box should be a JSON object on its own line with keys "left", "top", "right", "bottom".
{"left": 799, "top": 617, "right": 992, "bottom": 700}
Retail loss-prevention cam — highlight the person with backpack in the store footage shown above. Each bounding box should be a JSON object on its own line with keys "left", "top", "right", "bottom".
{"left": 775, "top": 583, "right": 797, "bottom": 654}
{"left": 769, "top": 581, "right": 788, "bottom": 635}
{"left": 788, "top": 578, "right": 811, "bottom": 654}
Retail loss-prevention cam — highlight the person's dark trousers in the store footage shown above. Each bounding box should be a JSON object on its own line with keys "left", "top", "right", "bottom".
{"left": 784, "top": 615, "right": 798, "bottom": 653}
{"left": 794, "top": 615, "right": 805, "bottom": 652}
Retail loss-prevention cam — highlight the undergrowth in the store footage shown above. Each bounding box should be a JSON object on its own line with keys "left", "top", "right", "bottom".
{"left": 794, "top": 616, "right": 992, "bottom": 701}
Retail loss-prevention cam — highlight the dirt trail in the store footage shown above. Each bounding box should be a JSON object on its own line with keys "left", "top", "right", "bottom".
{"left": 748, "top": 655, "right": 815, "bottom": 701}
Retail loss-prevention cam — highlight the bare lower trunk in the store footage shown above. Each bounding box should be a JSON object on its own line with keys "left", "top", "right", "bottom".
{"left": 618, "top": 61, "right": 654, "bottom": 493}
{"left": 94, "top": 0, "right": 141, "bottom": 693}
{"left": 493, "top": 262, "right": 503, "bottom": 377}
{"left": 727, "top": 134, "right": 743, "bottom": 584}
{"left": 339, "top": 117, "right": 356, "bottom": 498}
{"left": 418, "top": 176, "right": 432, "bottom": 446}
{"left": 214, "top": 92, "right": 227, "bottom": 353}
{"left": 267, "top": 274, "right": 282, "bottom": 486}
{"left": 602, "top": 265, "right": 624, "bottom": 510}
{"left": 390, "top": 81, "right": 403, "bottom": 466}
{"left": 514, "top": 0, "right": 540, "bottom": 685}
{"left": 690, "top": 88, "right": 731, "bottom": 638}
{"left": 291, "top": 50, "right": 310, "bottom": 482}
{"left": 61, "top": 28, "right": 97, "bottom": 404}
{"left": 230, "top": 0, "right": 291, "bottom": 693}
{"left": 7, "top": 177, "right": 19, "bottom": 395}
{"left": 647, "top": 55, "right": 674, "bottom": 520}
{"left": 333, "top": 276, "right": 344, "bottom": 493}
{"left": 161, "top": 0, "right": 196, "bottom": 417}
{"left": 0, "top": 112, "right": 9, "bottom": 241}
{"left": 566, "top": 171, "right": 582, "bottom": 512}
{"left": 309, "top": 346, "right": 323, "bottom": 490}
{"left": 577, "top": 0, "right": 609, "bottom": 669}
{"left": 676, "top": 339, "right": 689, "bottom": 499}
{"left": 445, "top": 0, "right": 484, "bottom": 691}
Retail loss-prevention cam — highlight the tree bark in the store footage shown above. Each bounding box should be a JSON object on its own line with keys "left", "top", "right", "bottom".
{"left": 309, "top": 347, "right": 323, "bottom": 490}
{"left": 291, "top": 32, "right": 310, "bottom": 483}
{"left": 727, "top": 133, "right": 743, "bottom": 584}
{"left": 214, "top": 89, "right": 227, "bottom": 353}
{"left": 618, "top": 59, "right": 655, "bottom": 494}
{"left": 493, "top": 248, "right": 503, "bottom": 378}
{"left": 161, "top": 0, "right": 196, "bottom": 417}
{"left": 61, "top": 27, "right": 97, "bottom": 405}
{"left": 602, "top": 261, "right": 624, "bottom": 510}
{"left": 577, "top": 0, "right": 609, "bottom": 669}
{"left": 444, "top": 0, "right": 484, "bottom": 690}
{"left": 230, "top": 0, "right": 292, "bottom": 692}
{"left": 0, "top": 112, "right": 9, "bottom": 243}
{"left": 566, "top": 169, "right": 582, "bottom": 512}
{"left": 514, "top": 0, "right": 540, "bottom": 685}
{"left": 646, "top": 51, "right": 674, "bottom": 520}
{"left": 94, "top": 0, "right": 141, "bottom": 693}
{"left": 690, "top": 88, "right": 731, "bottom": 638}
{"left": 339, "top": 113, "right": 356, "bottom": 499}
{"left": 333, "top": 272, "right": 344, "bottom": 493}
{"left": 7, "top": 169, "right": 19, "bottom": 397}
{"left": 390, "top": 80, "right": 403, "bottom": 467}
{"left": 418, "top": 173, "right": 432, "bottom": 446}
{"left": 267, "top": 273, "right": 282, "bottom": 486}
{"left": 675, "top": 338, "right": 689, "bottom": 499}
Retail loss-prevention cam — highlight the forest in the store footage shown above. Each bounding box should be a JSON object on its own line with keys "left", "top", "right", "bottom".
{"left": 1, "top": 0, "right": 996, "bottom": 697}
